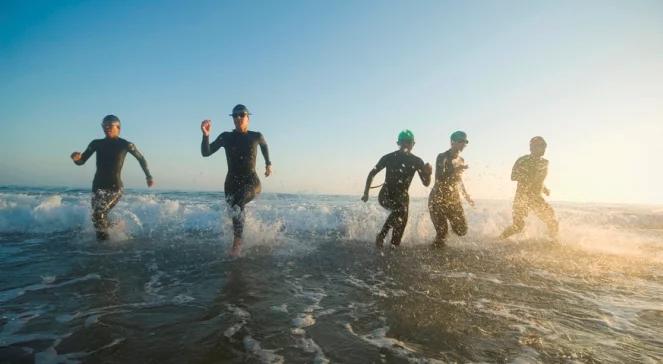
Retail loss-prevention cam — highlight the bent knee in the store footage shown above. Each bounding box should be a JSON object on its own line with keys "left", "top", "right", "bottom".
{"left": 454, "top": 226, "right": 468, "bottom": 236}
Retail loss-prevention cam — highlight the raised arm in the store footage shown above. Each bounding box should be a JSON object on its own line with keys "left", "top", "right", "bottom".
{"left": 127, "top": 143, "right": 154, "bottom": 187}
{"left": 71, "top": 141, "right": 96, "bottom": 166}
{"left": 200, "top": 120, "right": 223, "bottom": 157}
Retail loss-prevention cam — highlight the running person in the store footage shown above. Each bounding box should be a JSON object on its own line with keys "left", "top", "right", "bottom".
{"left": 201, "top": 104, "right": 272, "bottom": 257}
{"left": 500, "top": 136, "right": 559, "bottom": 240}
{"left": 428, "top": 131, "right": 474, "bottom": 247}
{"left": 362, "top": 130, "right": 432, "bottom": 247}
{"left": 70, "top": 114, "right": 154, "bottom": 240}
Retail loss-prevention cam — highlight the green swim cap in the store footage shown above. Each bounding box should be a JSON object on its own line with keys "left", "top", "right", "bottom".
{"left": 450, "top": 130, "right": 468, "bottom": 143}
{"left": 397, "top": 129, "right": 415, "bottom": 143}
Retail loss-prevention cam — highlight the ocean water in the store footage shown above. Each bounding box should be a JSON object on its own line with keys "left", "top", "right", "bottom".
{"left": 1, "top": 186, "right": 662, "bottom": 363}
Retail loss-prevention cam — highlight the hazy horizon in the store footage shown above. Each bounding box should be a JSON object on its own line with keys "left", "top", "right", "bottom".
{"left": 2, "top": 0, "right": 661, "bottom": 204}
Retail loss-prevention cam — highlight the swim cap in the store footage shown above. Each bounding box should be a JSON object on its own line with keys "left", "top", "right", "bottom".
{"left": 530, "top": 136, "right": 547, "bottom": 146}
{"left": 230, "top": 104, "right": 251, "bottom": 116}
{"left": 397, "top": 129, "right": 415, "bottom": 143}
{"left": 102, "top": 114, "right": 120, "bottom": 125}
{"left": 450, "top": 130, "right": 468, "bottom": 143}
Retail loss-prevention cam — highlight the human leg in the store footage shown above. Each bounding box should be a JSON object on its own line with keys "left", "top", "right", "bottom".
{"left": 428, "top": 196, "right": 449, "bottom": 246}
{"left": 91, "top": 189, "right": 123, "bottom": 240}
{"left": 500, "top": 194, "right": 528, "bottom": 239}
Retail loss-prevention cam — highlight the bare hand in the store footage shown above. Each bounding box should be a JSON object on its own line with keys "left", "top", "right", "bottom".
{"left": 201, "top": 119, "right": 211, "bottom": 136}
{"left": 70, "top": 152, "right": 81, "bottom": 161}
{"left": 423, "top": 163, "right": 433, "bottom": 175}
{"left": 543, "top": 187, "right": 550, "bottom": 196}
{"left": 147, "top": 178, "right": 155, "bottom": 188}
{"left": 265, "top": 165, "right": 272, "bottom": 177}
{"left": 361, "top": 193, "right": 369, "bottom": 202}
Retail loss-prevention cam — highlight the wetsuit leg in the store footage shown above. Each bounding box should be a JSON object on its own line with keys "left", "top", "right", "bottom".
{"left": 91, "top": 189, "right": 123, "bottom": 240}
{"left": 225, "top": 174, "right": 261, "bottom": 239}
{"left": 428, "top": 195, "right": 449, "bottom": 245}
{"left": 446, "top": 199, "right": 467, "bottom": 237}
{"left": 377, "top": 189, "right": 392, "bottom": 241}
{"left": 389, "top": 199, "right": 408, "bottom": 246}
{"left": 500, "top": 194, "right": 529, "bottom": 239}
{"left": 378, "top": 189, "right": 409, "bottom": 246}
{"left": 531, "top": 196, "right": 559, "bottom": 237}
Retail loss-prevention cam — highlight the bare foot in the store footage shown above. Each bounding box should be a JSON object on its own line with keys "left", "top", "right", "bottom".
{"left": 229, "top": 237, "right": 242, "bottom": 257}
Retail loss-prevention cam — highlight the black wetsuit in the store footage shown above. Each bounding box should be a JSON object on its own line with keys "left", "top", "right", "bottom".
{"left": 501, "top": 155, "right": 558, "bottom": 238}
{"left": 201, "top": 130, "right": 271, "bottom": 238}
{"left": 75, "top": 137, "right": 152, "bottom": 240}
{"left": 371, "top": 150, "right": 428, "bottom": 246}
{"left": 428, "top": 150, "right": 468, "bottom": 245}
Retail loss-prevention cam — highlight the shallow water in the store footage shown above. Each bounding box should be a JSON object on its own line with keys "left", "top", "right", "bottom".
{"left": 1, "top": 187, "right": 662, "bottom": 363}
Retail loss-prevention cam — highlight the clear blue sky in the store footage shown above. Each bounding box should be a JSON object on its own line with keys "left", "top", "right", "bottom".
{"left": 1, "top": 0, "right": 662, "bottom": 204}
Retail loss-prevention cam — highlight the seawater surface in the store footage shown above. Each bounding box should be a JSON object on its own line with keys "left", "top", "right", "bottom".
{"left": 1, "top": 187, "right": 662, "bottom": 363}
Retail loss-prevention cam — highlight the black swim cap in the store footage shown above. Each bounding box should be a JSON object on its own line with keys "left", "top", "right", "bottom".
{"left": 102, "top": 114, "right": 120, "bottom": 125}
{"left": 450, "top": 131, "right": 468, "bottom": 143}
{"left": 230, "top": 104, "right": 251, "bottom": 116}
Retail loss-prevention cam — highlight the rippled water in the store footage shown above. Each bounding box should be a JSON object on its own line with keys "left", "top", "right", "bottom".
{"left": 1, "top": 187, "right": 662, "bottom": 363}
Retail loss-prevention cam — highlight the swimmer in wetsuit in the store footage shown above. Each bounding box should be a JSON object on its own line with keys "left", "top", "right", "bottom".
{"left": 70, "top": 115, "right": 154, "bottom": 240}
{"left": 201, "top": 104, "right": 272, "bottom": 257}
{"left": 362, "top": 130, "right": 432, "bottom": 247}
{"left": 499, "top": 136, "right": 559, "bottom": 240}
{"left": 428, "top": 131, "right": 475, "bottom": 247}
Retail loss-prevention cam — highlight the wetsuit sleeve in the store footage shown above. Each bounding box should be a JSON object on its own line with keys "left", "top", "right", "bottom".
{"left": 416, "top": 157, "right": 431, "bottom": 186}
{"left": 201, "top": 134, "right": 224, "bottom": 157}
{"left": 75, "top": 141, "right": 97, "bottom": 165}
{"left": 511, "top": 156, "right": 527, "bottom": 182}
{"left": 461, "top": 179, "right": 471, "bottom": 199}
{"left": 364, "top": 155, "right": 387, "bottom": 195}
{"left": 127, "top": 143, "right": 153, "bottom": 180}
{"left": 374, "top": 155, "right": 388, "bottom": 172}
{"left": 540, "top": 159, "right": 549, "bottom": 180}
{"left": 258, "top": 133, "right": 272, "bottom": 166}
{"left": 533, "top": 159, "right": 549, "bottom": 193}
